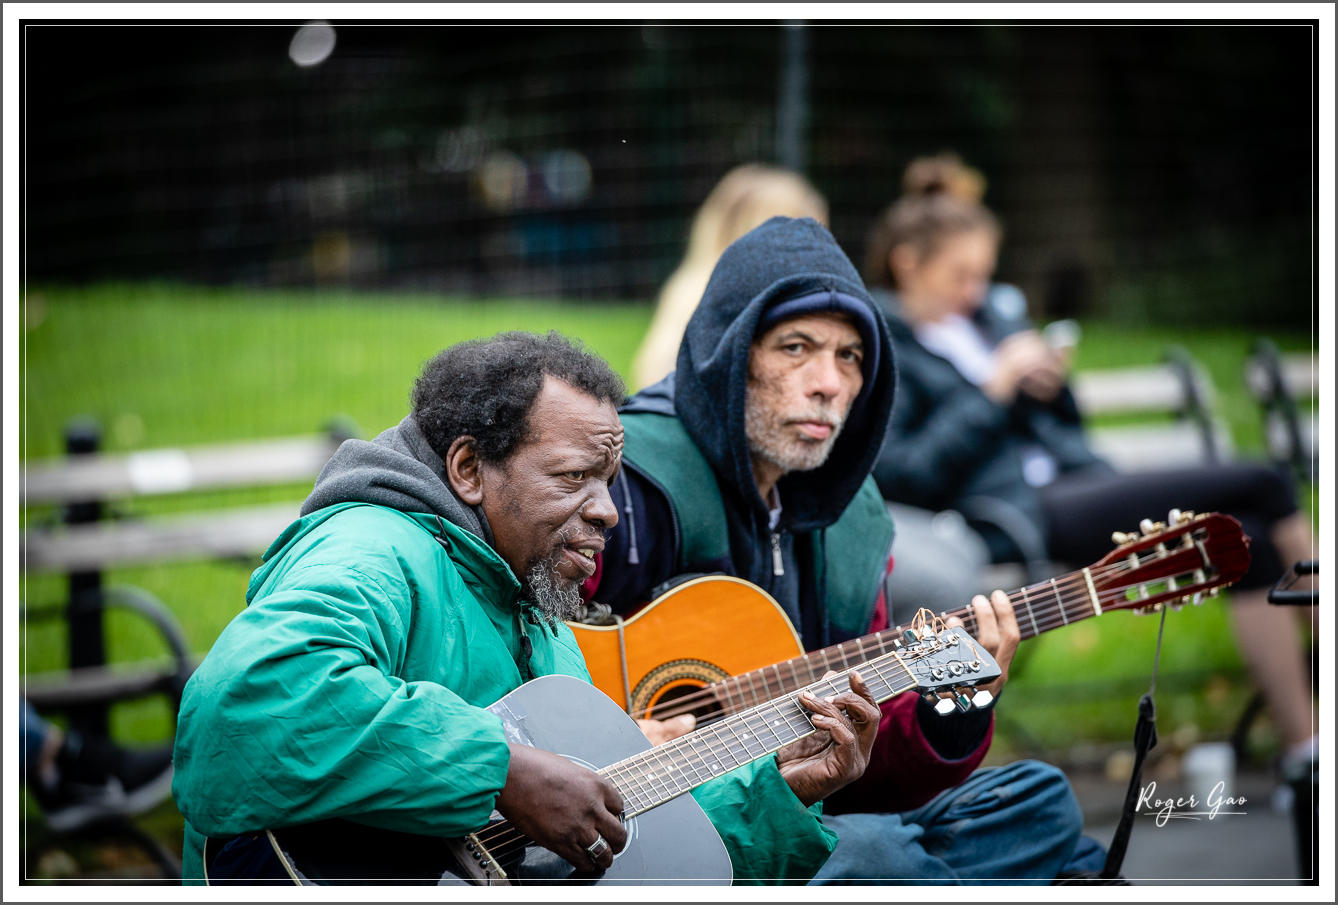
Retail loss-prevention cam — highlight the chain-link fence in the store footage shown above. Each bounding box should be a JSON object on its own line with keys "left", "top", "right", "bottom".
{"left": 24, "top": 21, "right": 1316, "bottom": 325}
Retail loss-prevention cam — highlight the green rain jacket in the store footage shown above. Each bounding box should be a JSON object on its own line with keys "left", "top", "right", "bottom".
{"left": 172, "top": 501, "right": 837, "bottom": 884}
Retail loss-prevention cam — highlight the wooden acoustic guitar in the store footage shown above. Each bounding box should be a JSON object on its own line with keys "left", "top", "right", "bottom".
{"left": 570, "top": 510, "right": 1250, "bottom": 723}
{"left": 221, "top": 626, "right": 999, "bottom": 885}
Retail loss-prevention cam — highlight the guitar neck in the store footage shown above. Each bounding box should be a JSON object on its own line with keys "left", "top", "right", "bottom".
{"left": 602, "top": 649, "right": 921, "bottom": 817}
{"left": 709, "top": 567, "right": 1103, "bottom": 714}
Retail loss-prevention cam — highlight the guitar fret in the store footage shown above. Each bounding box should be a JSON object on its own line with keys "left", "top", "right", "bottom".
{"left": 1018, "top": 586, "right": 1040, "bottom": 638}
{"left": 834, "top": 642, "right": 856, "bottom": 672}
{"left": 787, "top": 658, "right": 802, "bottom": 693}
{"left": 1052, "top": 578, "right": 1068, "bottom": 625}
{"left": 756, "top": 702, "right": 789, "bottom": 748}
{"left": 723, "top": 677, "right": 743, "bottom": 715}
{"left": 744, "top": 671, "right": 763, "bottom": 707}
{"left": 672, "top": 737, "right": 709, "bottom": 788}
{"left": 646, "top": 745, "right": 689, "bottom": 798}
{"left": 720, "top": 721, "right": 757, "bottom": 765}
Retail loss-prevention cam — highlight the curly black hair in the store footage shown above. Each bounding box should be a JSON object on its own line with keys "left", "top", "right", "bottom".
{"left": 412, "top": 330, "right": 626, "bottom": 465}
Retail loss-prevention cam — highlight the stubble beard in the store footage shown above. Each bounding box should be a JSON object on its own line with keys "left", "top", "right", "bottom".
{"left": 744, "top": 380, "right": 845, "bottom": 475}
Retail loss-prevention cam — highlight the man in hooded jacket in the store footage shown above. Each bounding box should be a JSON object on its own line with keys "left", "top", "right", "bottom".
{"left": 171, "top": 331, "right": 880, "bottom": 885}
{"left": 588, "top": 216, "right": 1105, "bottom": 883}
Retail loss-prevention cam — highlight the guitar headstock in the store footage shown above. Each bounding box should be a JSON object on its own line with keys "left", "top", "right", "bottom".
{"left": 897, "top": 626, "right": 1002, "bottom": 715}
{"left": 1092, "top": 510, "right": 1251, "bottom": 615}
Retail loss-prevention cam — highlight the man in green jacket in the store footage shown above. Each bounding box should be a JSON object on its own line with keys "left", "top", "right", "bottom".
{"left": 172, "top": 330, "right": 878, "bottom": 885}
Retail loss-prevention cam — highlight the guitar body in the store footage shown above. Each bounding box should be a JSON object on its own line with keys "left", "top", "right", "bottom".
{"left": 261, "top": 676, "right": 732, "bottom": 885}
{"left": 571, "top": 576, "right": 803, "bottom": 717}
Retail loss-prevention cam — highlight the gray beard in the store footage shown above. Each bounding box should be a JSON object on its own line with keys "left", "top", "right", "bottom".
{"left": 523, "top": 549, "right": 585, "bottom": 627}
{"left": 744, "top": 388, "right": 845, "bottom": 475}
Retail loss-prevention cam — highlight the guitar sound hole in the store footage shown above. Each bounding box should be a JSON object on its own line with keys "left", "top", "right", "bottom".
{"left": 647, "top": 682, "right": 723, "bottom": 722}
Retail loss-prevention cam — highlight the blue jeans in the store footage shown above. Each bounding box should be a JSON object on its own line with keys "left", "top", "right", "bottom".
{"left": 811, "top": 760, "right": 1105, "bottom": 884}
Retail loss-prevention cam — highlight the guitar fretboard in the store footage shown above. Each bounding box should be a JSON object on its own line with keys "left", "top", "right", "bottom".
{"left": 599, "top": 646, "right": 920, "bottom": 816}
{"left": 706, "top": 565, "right": 1113, "bottom": 717}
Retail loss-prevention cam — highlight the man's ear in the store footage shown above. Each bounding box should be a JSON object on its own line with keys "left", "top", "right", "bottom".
{"left": 444, "top": 436, "right": 484, "bottom": 506}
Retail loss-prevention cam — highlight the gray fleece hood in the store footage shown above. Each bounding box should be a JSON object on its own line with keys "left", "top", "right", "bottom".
{"left": 301, "top": 414, "right": 493, "bottom": 544}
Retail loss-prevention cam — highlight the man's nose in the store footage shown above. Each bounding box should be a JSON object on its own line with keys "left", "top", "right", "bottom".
{"left": 582, "top": 483, "right": 620, "bottom": 529}
{"left": 806, "top": 352, "right": 845, "bottom": 400}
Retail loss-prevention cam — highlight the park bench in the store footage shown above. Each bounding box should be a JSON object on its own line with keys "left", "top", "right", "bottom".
{"left": 19, "top": 418, "right": 355, "bottom": 875}
{"left": 1071, "top": 345, "right": 1234, "bottom": 472}
{"left": 1245, "top": 338, "right": 1316, "bottom": 482}
{"left": 20, "top": 419, "right": 356, "bottom": 717}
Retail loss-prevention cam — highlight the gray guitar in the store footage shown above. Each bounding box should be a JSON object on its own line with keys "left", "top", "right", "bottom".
{"left": 211, "top": 624, "right": 999, "bottom": 885}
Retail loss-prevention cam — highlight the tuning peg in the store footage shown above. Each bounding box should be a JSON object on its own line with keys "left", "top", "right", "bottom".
{"left": 902, "top": 629, "right": 920, "bottom": 648}
{"left": 1112, "top": 531, "right": 1132, "bottom": 545}
{"left": 972, "top": 688, "right": 994, "bottom": 709}
{"left": 954, "top": 692, "right": 973, "bottom": 713}
{"left": 934, "top": 697, "right": 957, "bottom": 716}
{"left": 1168, "top": 508, "right": 1182, "bottom": 524}
{"left": 1140, "top": 518, "right": 1156, "bottom": 535}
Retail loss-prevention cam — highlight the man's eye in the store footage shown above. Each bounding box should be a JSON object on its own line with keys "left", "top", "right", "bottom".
{"left": 783, "top": 343, "right": 805, "bottom": 354}
{"left": 565, "top": 471, "right": 586, "bottom": 481}
{"left": 840, "top": 349, "right": 864, "bottom": 364}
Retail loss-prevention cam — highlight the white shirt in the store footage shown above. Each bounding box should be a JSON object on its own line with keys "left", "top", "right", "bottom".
{"left": 915, "top": 313, "right": 1058, "bottom": 488}
{"left": 913, "top": 313, "right": 998, "bottom": 387}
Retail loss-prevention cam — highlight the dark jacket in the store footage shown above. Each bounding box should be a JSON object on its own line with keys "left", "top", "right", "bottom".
{"left": 589, "top": 218, "right": 993, "bottom": 813}
{"left": 870, "top": 286, "right": 1108, "bottom": 561}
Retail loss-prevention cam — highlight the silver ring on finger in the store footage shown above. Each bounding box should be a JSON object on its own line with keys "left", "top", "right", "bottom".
{"left": 585, "top": 834, "right": 609, "bottom": 861}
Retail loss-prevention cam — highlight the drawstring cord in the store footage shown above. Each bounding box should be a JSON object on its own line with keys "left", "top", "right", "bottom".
{"left": 617, "top": 468, "right": 640, "bottom": 565}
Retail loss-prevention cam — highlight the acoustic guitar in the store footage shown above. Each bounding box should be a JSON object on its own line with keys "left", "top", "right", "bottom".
{"left": 570, "top": 510, "right": 1250, "bottom": 722}
{"left": 217, "top": 625, "right": 999, "bottom": 885}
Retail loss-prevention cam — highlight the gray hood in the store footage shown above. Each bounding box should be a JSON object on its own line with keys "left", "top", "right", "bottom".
{"left": 301, "top": 414, "right": 493, "bottom": 544}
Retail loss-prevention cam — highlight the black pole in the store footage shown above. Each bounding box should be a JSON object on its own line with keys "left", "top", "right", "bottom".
{"left": 776, "top": 22, "right": 809, "bottom": 174}
{"left": 64, "top": 417, "right": 109, "bottom": 738}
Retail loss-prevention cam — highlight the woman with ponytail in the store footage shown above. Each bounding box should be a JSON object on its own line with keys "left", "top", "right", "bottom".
{"left": 868, "top": 154, "right": 1316, "bottom": 782}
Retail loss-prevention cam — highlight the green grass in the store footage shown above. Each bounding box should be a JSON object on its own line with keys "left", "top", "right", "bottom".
{"left": 20, "top": 284, "right": 1315, "bottom": 759}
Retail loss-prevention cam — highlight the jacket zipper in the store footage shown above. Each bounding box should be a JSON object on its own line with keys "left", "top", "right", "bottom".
{"left": 771, "top": 532, "right": 785, "bottom": 576}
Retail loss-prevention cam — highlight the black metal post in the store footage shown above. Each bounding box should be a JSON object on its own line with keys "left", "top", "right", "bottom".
{"left": 64, "top": 417, "right": 109, "bottom": 737}
{"left": 776, "top": 22, "right": 809, "bottom": 174}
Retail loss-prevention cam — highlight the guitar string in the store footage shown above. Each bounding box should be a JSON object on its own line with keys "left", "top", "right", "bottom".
{"left": 474, "top": 532, "right": 1236, "bottom": 861}
{"left": 467, "top": 690, "right": 833, "bottom": 857}
{"left": 634, "top": 545, "right": 1225, "bottom": 723}
{"left": 683, "top": 532, "right": 1233, "bottom": 719}
{"left": 628, "top": 548, "right": 1179, "bottom": 720}
{"left": 469, "top": 657, "right": 924, "bottom": 857}
{"left": 471, "top": 677, "right": 915, "bottom": 862}
{"left": 476, "top": 658, "right": 913, "bottom": 850}
{"left": 629, "top": 555, "right": 1148, "bottom": 719}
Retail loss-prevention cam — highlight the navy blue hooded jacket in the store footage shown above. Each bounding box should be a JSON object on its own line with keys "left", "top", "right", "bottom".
{"left": 591, "top": 217, "right": 992, "bottom": 767}
{"left": 596, "top": 217, "right": 896, "bottom": 642}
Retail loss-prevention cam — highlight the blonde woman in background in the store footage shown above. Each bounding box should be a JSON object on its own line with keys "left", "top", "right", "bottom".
{"left": 631, "top": 164, "right": 828, "bottom": 390}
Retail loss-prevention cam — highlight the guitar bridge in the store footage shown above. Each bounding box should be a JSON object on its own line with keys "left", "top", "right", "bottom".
{"left": 446, "top": 832, "right": 511, "bottom": 886}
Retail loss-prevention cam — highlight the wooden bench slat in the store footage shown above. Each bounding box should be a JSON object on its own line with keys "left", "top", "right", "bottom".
{"left": 1278, "top": 354, "right": 1317, "bottom": 399}
{"left": 22, "top": 435, "right": 339, "bottom": 506}
{"left": 1070, "top": 366, "right": 1189, "bottom": 415}
{"left": 25, "top": 657, "right": 202, "bottom": 710}
{"left": 1088, "top": 421, "right": 1234, "bottom": 472}
{"left": 21, "top": 502, "right": 302, "bottom": 573}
